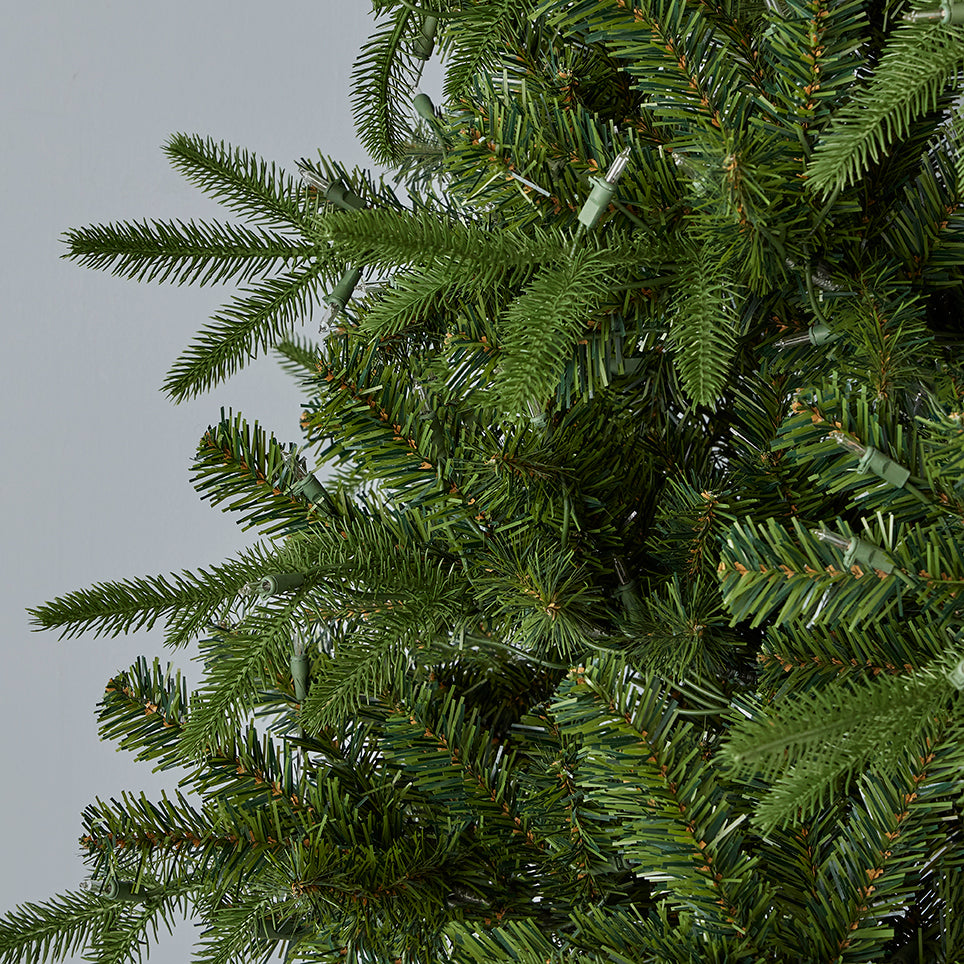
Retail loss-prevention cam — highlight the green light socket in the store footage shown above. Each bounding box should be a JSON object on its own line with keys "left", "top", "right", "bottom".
{"left": 103, "top": 879, "right": 152, "bottom": 903}
{"left": 414, "top": 15, "right": 438, "bottom": 58}
{"left": 326, "top": 267, "right": 363, "bottom": 310}
{"left": 259, "top": 573, "right": 306, "bottom": 595}
{"left": 808, "top": 323, "right": 839, "bottom": 346}
{"left": 325, "top": 180, "right": 366, "bottom": 211}
{"left": 577, "top": 176, "right": 618, "bottom": 229}
{"left": 856, "top": 446, "right": 911, "bottom": 488}
{"left": 290, "top": 653, "right": 309, "bottom": 701}
{"left": 414, "top": 92, "right": 437, "bottom": 122}
{"left": 842, "top": 538, "right": 895, "bottom": 574}
{"left": 290, "top": 473, "right": 328, "bottom": 504}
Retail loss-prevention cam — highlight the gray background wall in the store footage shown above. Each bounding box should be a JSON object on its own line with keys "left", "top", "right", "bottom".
{"left": 0, "top": 2, "right": 440, "bottom": 959}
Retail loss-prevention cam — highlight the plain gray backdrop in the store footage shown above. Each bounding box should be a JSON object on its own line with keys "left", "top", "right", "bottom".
{"left": 1, "top": 2, "right": 441, "bottom": 959}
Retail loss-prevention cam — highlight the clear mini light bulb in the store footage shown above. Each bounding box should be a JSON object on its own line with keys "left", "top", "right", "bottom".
{"left": 812, "top": 528, "right": 852, "bottom": 552}
{"left": 317, "top": 301, "right": 342, "bottom": 335}
{"left": 830, "top": 431, "right": 865, "bottom": 455}
{"left": 297, "top": 164, "right": 330, "bottom": 194}
{"left": 296, "top": 163, "right": 366, "bottom": 211}
{"left": 812, "top": 528, "right": 895, "bottom": 573}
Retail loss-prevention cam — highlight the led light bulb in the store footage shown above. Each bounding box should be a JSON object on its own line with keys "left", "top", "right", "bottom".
{"left": 526, "top": 399, "right": 547, "bottom": 428}
{"left": 605, "top": 147, "right": 632, "bottom": 185}
{"left": 831, "top": 432, "right": 866, "bottom": 455}
{"left": 326, "top": 267, "right": 363, "bottom": 312}
{"left": 297, "top": 164, "right": 330, "bottom": 194}
{"left": 812, "top": 528, "right": 852, "bottom": 551}
{"left": 831, "top": 434, "right": 912, "bottom": 487}
{"left": 257, "top": 573, "right": 306, "bottom": 597}
{"left": 814, "top": 529, "right": 895, "bottom": 573}
{"left": 318, "top": 301, "right": 342, "bottom": 335}
{"left": 296, "top": 164, "right": 366, "bottom": 211}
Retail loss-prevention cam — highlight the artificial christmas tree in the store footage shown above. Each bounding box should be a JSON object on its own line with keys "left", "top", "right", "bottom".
{"left": 5, "top": 0, "right": 964, "bottom": 960}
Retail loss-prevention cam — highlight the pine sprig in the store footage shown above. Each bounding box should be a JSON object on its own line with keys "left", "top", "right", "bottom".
{"left": 440, "top": 1, "right": 537, "bottom": 106}
{"left": 320, "top": 205, "right": 553, "bottom": 281}
{"left": 667, "top": 239, "right": 736, "bottom": 409}
{"left": 163, "top": 134, "right": 309, "bottom": 230}
{"left": 496, "top": 247, "right": 617, "bottom": 413}
{"left": 162, "top": 261, "right": 327, "bottom": 402}
{"left": 549, "top": 656, "right": 769, "bottom": 942}
{"left": 0, "top": 889, "right": 115, "bottom": 964}
{"left": 27, "top": 556, "right": 261, "bottom": 646}
{"left": 61, "top": 219, "right": 316, "bottom": 288}
{"left": 717, "top": 516, "right": 906, "bottom": 631}
{"left": 805, "top": 23, "right": 964, "bottom": 196}
{"left": 350, "top": 8, "right": 421, "bottom": 165}
{"left": 97, "top": 657, "right": 190, "bottom": 773}
{"left": 720, "top": 669, "right": 948, "bottom": 829}
{"left": 180, "top": 601, "right": 309, "bottom": 757}
{"left": 191, "top": 409, "right": 321, "bottom": 534}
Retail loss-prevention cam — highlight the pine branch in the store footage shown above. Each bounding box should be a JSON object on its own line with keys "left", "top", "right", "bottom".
{"left": 357, "top": 262, "right": 469, "bottom": 336}
{"left": 296, "top": 526, "right": 466, "bottom": 730}
{"left": 801, "top": 749, "right": 961, "bottom": 957}
{"left": 191, "top": 900, "right": 302, "bottom": 964}
{"left": 443, "top": 917, "right": 573, "bottom": 963}
{"left": 717, "top": 516, "right": 906, "bottom": 631}
{"left": 81, "top": 893, "right": 186, "bottom": 964}
{"left": 720, "top": 669, "right": 949, "bottom": 829}
{"left": 61, "top": 219, "right": 316, "bottom": 287}
{"left": 273, "top": 335, "right": 323, "bottom": 385}
{"left": 496, "top": 247, "right": 617, "bottom": 413}
{"left": 0, "top": 889, "right": 115, "bottom": 964}
{"left": 180, "top": 601, "right": 308, "bottom": 757}
{"left": 97, "top": 658, "right": 190, "bottom": 773}
{"left": 191, "top": 410, "right": 324, "bottom": 534}
{"left": 350, "top": 7, "right": 421, "bottom": 165}
{"left": 829, "top": 276, "right": 937, "bottom": 403}
{"left": 79, "top": 788, "right": 295, "bottom": 894}
{"left": 382, "top": 684, "right": 531, "bottom": 843}
{"left": 668, "top": 239, "right": 737, "bottom": 409}
{"left": 162, "top": 260, "right": 327, "bottom": 402}
{"left": 164, "top": 134, "right": 309, "bottom": 230}
{"left": 758, "top": 0, "right": 867, "bottom": 130}
{"left": 548, "top": 656, "right": 770, "bottom": 944}
{"left": 189, "top": 723, "right": 304, "bottom": 809}
{"left": 470, "top": 543, "right": 604, "bottom": 660}
{"left": 440, "top": 1, "right": 537, "bottom": 106}
{"left": 805, "top": 23, "right": 964, "bottom": 196}
{"left": 319, "top": 206, "right": 545, "bottom": 282}
{"left": 27, "top": 553, "right": 268, "bottom": 647}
